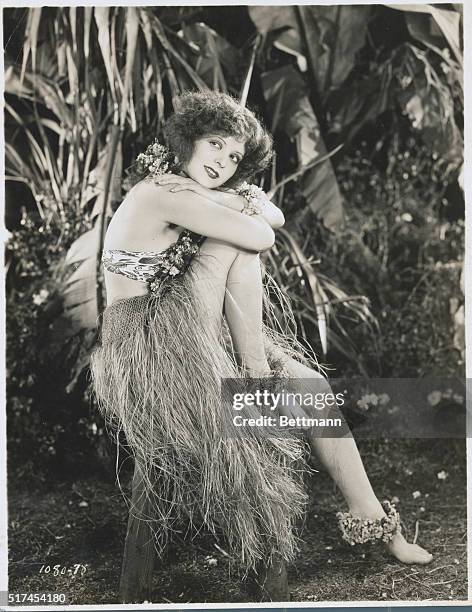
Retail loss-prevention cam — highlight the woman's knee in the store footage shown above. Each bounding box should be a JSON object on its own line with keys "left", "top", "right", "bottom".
{"left": 229, "top": 249, "right": 260, "bottom": 272}
{"left": 283, "top": 356, "right": 330, "bottom": 387}
{"left": 227, "top": 250, "right": 261, "bottom": 287}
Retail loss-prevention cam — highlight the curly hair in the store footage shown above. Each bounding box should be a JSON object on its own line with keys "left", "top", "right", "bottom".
{"left": 163, "top": 91, "right": 273, "bottom": 187}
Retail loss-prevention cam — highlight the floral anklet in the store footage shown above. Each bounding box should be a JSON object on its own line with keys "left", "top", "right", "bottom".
{"left": 336, "top": 500, "right": 401, "bottom": 545}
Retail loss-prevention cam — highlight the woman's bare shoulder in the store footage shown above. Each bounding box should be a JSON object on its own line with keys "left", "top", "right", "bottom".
{"left": 105, "top": 181, "right": 169, "bottom": 248}
{"left": 126, "top": 179, "right": 176, "bottom": 213}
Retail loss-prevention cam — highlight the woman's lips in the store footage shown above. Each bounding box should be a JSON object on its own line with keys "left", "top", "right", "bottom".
{"left": 204, "top": 165, "right": 219, "bottom": 179}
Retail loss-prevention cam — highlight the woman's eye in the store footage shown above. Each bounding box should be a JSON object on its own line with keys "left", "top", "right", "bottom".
{"left": 209, "top": 140, "right": 221, "bottom": 149}
{"left": 230, "top": 155, "right": 240, "bottom": 164}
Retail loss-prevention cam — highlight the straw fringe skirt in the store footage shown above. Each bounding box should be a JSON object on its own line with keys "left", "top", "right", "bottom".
{"left": 90, "top": 273, "right": 311, "bottom": 571}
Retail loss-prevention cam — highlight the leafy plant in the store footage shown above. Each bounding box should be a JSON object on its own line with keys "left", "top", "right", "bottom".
{"left": 4, "top": 5, "right": 464, "bottom": 472}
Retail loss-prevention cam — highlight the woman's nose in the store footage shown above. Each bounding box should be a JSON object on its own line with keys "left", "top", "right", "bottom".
{"left": 215, "top": 157, "right": 226, "bottom": 168}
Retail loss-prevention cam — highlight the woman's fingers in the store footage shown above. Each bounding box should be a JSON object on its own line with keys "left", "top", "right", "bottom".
{"left": 157, "top": 174, "right": 193, "bottom": 185}
{"left": 169, "top": 184, "right": 200, "bottom": 193}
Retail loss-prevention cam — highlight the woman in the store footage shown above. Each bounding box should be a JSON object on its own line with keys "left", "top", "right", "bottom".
{"left": 91, "top": 92, "right": 432, "bottom": 595}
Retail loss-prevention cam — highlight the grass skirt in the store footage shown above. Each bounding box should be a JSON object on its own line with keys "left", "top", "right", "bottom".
{"left": 90, "top": 274, "right": 312, "bottom": 571}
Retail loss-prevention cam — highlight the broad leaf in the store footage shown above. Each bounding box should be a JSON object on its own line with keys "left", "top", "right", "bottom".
{"left": 248, "top": 6, "right": 298, "bottom": 33}
{"left": 5, "top": 66, "right": 73, "bottom": 128}
{"left": 261, "top": 65, "right": 344, "bottom": 229}
{"left": 180, "top": 23, "right": 238, "bottom": 91}
{"left": 21, "top": 7, "right": 42, "bottom": 79}
{"left": 250, "top": 5, "right": 371, "bottom": 106}
{"left": 120, "top": 7, "right": 140, "bottom": 127}
{"left": 297, "top": 5, "right": 371, "bottom": 101}
{"left": 328, "top": 67, "right": 394, "bottom": 141}
{"left": 395, "top": 44, "right": 462, "bottom": 173}
{"left": 248, "top": 6, "right": 307, "bottom": 72}
{"left": 62, "top": 136, "right": 120, "bottom": 334}
{"left": 388, "top": 4, "right": 462, "bottom": 65}
{"left": 62, "top": 225, "right": 100, "bottom": 335}
{"left": 94, "top": 7, "right": 116, "bottom": 100}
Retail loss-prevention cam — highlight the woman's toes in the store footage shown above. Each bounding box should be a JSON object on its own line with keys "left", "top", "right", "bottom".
{"left": 386, "top": 534, "right": 433, "bottom": 564}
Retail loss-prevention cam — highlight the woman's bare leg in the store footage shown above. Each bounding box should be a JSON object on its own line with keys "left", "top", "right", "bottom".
{"left": 224, "top": 250, "right": 271, "bottom": 375}
{"left": 223, "top": 249, "right": 433, "bottom": 565}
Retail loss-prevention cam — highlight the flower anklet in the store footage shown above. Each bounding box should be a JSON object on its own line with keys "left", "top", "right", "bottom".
{"left": 336, "top": 500, "right": 401, "bottom": 545}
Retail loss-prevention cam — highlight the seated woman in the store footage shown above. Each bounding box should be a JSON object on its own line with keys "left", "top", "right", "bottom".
{"left": 91, "top": 92, "right": 432, "bottom": 597}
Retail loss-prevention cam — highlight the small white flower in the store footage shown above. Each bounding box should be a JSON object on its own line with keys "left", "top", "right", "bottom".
{"left": 412, "top": 490, "right": 421, "bottom": 499}
{"left": 437, "top": 470, "right": 448, "bottom": 480}
{"left": 391, "top": 496, "right": 400, "bottom": 504}
{"left": 357, "top": 395, "right": 370, "bottom": 410}
{"left": 427, "top": 391, "right": 442, "bottom": 407}
{"left": 378, "top": 393, "right": 390, "bottom": 406}
{"left": 32, "top": 288, "right": 49, "bottom": 306}
{"left": 401, "top": 212, "right": 413, "bottom": 222}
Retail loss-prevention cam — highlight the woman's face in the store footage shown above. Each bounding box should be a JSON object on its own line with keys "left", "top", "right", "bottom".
{"left": 184, "top": 134, "right": 245, "bottom": 189}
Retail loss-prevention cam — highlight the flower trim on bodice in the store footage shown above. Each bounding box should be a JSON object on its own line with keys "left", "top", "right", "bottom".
{"left": 102, "top": 230, "right": 205, "bottom": 293}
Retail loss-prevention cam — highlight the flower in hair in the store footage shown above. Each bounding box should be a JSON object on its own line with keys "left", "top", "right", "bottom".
{"left": 135, "top": 140, "right": 177, "bottom": 180}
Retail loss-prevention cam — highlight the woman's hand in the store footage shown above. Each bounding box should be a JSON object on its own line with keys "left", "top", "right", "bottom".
{"left": 154, "top": 174, "right": 221, "bottom": 205}
{"left": 219, "top": 188, "right": 285, "bottom": 229}
{"left": 152, "top": 174, "right": 284, "bottom": 228}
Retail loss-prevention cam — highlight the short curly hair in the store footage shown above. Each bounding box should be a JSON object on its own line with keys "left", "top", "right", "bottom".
{"left": 163, "top": 91, "right": 273, "bottom": 187}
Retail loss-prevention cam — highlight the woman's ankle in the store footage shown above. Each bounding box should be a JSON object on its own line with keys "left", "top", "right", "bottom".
{"left": 348, "top": 500, "right": 386, "bottom": 520}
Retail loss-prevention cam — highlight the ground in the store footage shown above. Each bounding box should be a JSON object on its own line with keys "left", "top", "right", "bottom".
{"left": 8, "top": 439, "right": 467, "bottom": 604}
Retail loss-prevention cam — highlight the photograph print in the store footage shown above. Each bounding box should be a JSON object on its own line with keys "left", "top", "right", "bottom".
{"left": 4, "top": 2, "right": 466, "bottom": 606}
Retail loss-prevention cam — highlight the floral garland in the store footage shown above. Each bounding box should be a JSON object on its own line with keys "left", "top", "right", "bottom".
{"left": 148, "top": 231, "right": 204, "bottom": 295}
{"left": 336, "top": 500, "right": 401, "bottom": 546}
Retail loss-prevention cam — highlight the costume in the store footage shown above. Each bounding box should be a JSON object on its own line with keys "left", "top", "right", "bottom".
{"left": 90, "top": 144, "right": 316, "bottom": 572}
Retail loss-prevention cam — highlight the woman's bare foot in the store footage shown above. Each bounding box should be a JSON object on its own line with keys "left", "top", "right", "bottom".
{"left": 386, "top": 531, "right": 433, "bottom": 565}
{"left": 349, "top": 502, "right": 433, "bottom": 565}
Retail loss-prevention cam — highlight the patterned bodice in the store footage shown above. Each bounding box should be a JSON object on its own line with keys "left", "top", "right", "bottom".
{"left": 102, "top": 230, "right": 205, "bottom": 293}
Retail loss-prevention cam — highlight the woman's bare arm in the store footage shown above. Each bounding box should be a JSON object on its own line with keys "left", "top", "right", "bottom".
{"left": 156, "top": 174, "right": 285, "bottom": 229}
{"left": 132, "top": 180, "right": 275, "bottom": 252}
{"left": 218, "top": 190, "right": 285, "bottom": 229}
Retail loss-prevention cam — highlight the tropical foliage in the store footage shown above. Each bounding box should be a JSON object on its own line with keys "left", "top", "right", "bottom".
{"left": 5, "top": 5, "right": 463, "bottom": 472}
